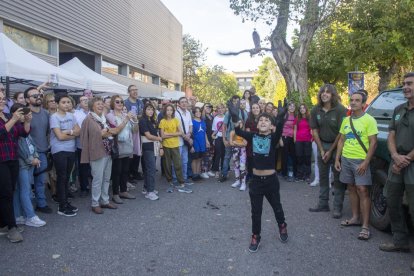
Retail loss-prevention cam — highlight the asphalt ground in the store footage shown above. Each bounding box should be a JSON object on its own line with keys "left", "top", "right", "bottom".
{"left": 1, "top": 171, "right": 413, "bottom": 275}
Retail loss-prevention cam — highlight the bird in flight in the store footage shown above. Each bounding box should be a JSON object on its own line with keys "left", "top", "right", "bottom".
{"left": 218, "top": 29, "right": 271, "bottom": 57}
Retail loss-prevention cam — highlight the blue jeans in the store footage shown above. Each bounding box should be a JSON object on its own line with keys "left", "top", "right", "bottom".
{"left": 221, "top": 146, "right": 233, "bottom": 177}
{"left": 14, "top": 166, "right": 36, "bottom": 219}
{"left": 173, "top": 145, "right": 189, "bottom": 182}
{"left": 143, "top": 150, "right": 156, "bottom": 192}
{"left": 33, "top": 152, "right": 47, "bottom": 208}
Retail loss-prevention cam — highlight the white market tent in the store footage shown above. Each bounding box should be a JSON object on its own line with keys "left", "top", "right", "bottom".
{"left": 0, "top": 33, "right": 86, "bottom": 89}
{"left": 161, "top": 90, "right": 185, "bottom": 100}
{"left": 61, "top": 57, "right": 128, "bottom": 95}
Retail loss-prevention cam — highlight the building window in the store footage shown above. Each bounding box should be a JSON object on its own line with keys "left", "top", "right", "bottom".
{"left": 102, "top": 60, "right": 120, "bottom": 75}
{"left": 129, "top": 67, "right": 151, "bottom": 83}
{"left": 4, "top": 25, "right": 50, "bottom": 55}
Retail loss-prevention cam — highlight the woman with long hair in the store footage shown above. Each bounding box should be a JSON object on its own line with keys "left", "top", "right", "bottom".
{"left": 294, "top": 104, "right": 312, "bottom": 182}
{"left": 281, "top": 101, "right": 297, "bottom": 181}
{"left": 245, "top": 103, "right": 261, "bottom": 180}
{"left": 191, "top": 107, "right": 209, "bottom": 180}
{"left": 13, "top": 92, "right": 26, "bottom": 105}
{"left": 43, "top": 93, "right": 57, "bottom": 114}
{"left": 140, "top": 103, "right": 162, "bottom": 200}
{"left": 242, "top": 90, "right": 251, "bottom": 113}
{"left": 210, "top": 103, "right": 226, "bottom": 178}
{"left": 106, "top": 95, "right": 138, "bottom": 204}
{"left": 0, "top": 92, "right": 31, "bottom": 242}
{"left": 201, "top": 103, "right": 214, "bottom": 178}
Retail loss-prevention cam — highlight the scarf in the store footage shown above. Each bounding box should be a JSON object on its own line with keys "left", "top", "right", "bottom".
{"left": 89, "top": 112, "right": 112, "bottom": 154}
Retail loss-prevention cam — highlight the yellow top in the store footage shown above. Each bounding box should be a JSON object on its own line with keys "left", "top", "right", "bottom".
{"left": 159, "top": 118, "right": 180, "bottom": 148}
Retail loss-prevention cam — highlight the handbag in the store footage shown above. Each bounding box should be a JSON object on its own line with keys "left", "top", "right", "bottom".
{"left": 111, "top": 135, "right": 119, "bottom": 159}
{"left": 176, "top": 110, "right": 192, "bottom": 148}
{"left": 349, "top": 117, "right": 368, "bottom": 153}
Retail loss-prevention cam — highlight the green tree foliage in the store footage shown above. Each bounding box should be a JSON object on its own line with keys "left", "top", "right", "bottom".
{"left": 252, "top": 57, "right": 282, "bottom": 101}
{"left": 182, "top": 34, "right": 207, "bottom": 92}
{"left": 192, "top": 65, "right": 239, "bottom": 106}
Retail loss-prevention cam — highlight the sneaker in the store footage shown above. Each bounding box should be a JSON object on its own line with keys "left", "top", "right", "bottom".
{"left": 142, "top": 188, "right": 147, "bottom": 195}
{"left": 166, "top": 184, "right": 174, "bottom": 193}
{"left": 119, "top": 192, "right": 136, "bottom": 199}
{"left": 69, "top": 185, "right": 78, "bottom": 193}
{"left": 15, "top": 216, "right": 25, "bottom": 225}
{"left": 379, "top": 243, "right": 410, "bottom": 252}
{"left": 177, "top": 185, "right": 192, "bottom": 193}
{"left": 231, "top": 181, "right": 240, "bottom": 188}
{"left": 248, "top": 234, "right": 261, "bottom": 253}
{"left": 127, "top": 182, "right": 137, "bottom": 191}
{"left": 0, "top": 226, "right": 8, "bottom": 236}
{"left": 239, "top": 183, "right": 247, "bottom": 191}
{"left": 309, "top": 180, "right": 319, "bottom": 187}
{"left": 200, "top": 172, "right": 209, "bottom": 179}
{"left": 185, "top": 180, "right": 194, "bottom": 186}
{"left": 145, "top": 192, "right": 159, "bottom": 201}
{"left": 7, "top": 227, "right": 23, "bottom": 243}
{"left": 278, "top": 223, "right": 288, "bottom": 243}
{"left": 207, "top": 171, "right": 216, "bottom": 177}
{"left": 215, "top": 172, "right": 220, "bottom": 178}
{"left": 66, "top": 203, "right": 78, "bottom": 212}
{"left": 57, "top": 206, "right": 77, "bottom": 217}
{"left": 25, "top": 216, "right": 46, "bottom": 227}
{"left": 309, "top": 205, "right": 330, "bottom": 212}
{"left": 36, "top": 206, "right": 53, "bottom": 214}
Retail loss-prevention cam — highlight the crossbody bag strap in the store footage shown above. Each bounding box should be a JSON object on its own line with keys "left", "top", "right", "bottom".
{"left": 176, "top": 110, "right": 186, "bottom": 135}
{"left": 349, "top": 116, "right": 368, "bottom": 153}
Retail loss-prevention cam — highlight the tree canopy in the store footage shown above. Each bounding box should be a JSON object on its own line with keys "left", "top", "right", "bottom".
{"left": 182, "top": 34, "right": 207, "bottom": 92}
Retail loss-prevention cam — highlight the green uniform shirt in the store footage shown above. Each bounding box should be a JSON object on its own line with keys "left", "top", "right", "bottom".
{"left": 310, "top": 104, "right": 347, "bottom": 143}
{"left": 339, "top": 113, "right": 378, "bottom": 159}
{"left": 389, "top": 102, "right": 414, "bottom": 155}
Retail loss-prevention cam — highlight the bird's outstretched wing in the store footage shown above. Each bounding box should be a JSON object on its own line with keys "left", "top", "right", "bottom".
{"left": 218, "top": 49, "right": 253, "bottom": 56}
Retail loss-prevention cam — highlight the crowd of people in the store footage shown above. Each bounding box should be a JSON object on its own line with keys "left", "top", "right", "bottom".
{"left": 0, "top": 73, "right": 414, "bottom": 271}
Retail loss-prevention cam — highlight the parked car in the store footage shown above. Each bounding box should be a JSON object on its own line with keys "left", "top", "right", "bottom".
{"left": 365, "top": 87, "right": 407, "bottom": 231}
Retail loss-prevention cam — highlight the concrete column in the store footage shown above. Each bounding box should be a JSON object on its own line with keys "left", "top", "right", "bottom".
{"left": 94, "top": 54, "right": 102, "bottom": 74}
{"left": 50, "top": 38, "right": 59, "bottom": 65}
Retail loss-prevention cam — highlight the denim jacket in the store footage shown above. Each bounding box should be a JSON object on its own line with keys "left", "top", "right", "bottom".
{"left": 18, "top": 135, "right": 39, "bottom": 169}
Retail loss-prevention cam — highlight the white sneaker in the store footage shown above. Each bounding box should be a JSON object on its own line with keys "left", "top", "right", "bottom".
{"left": 25, "top": 216, "right": 46, "bottom": 227}
{"left": 15, "top": 216, "right": 25, "bottom": 225}
{"left": 231, "top": 181, "right": 240, "bottom": 188}
{"left": 200, "top": 173, "right": 209, "bottom": 179}
{"left": 145, "top": 192, "right": 159, "bottom": 201}
{"left": 207, "top": 171, "right": 215, "bottom": 177}
{"left": 127, "top": 182, "right": 136, "bottom": 191}
{"left": 239, "top": 183, "right": 247, "bottom": 191}
{"left": 310, "top": 180, "right": 319, "bottom": 187}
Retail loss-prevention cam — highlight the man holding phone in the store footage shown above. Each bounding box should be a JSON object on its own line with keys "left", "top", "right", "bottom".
{"left": 24, "top": 87, "right": 53, "bottom": 214}
{"left": 124, "top": 85, "right": 144, "bottom": 182}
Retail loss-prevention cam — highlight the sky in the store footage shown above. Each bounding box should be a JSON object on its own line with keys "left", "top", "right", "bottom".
{"left": 161, "top": 0, "right": 276, "bottom": 73}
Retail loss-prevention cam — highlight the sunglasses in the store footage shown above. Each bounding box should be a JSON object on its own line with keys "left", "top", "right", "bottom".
{"left": 29, "top": 94, "right": 43, "bottom": 99}
{"left": 115, "top": 100, "right": 124, "bottom": 104}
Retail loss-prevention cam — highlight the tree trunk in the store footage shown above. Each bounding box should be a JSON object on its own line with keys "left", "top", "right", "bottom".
{"left": 269, "top": 0, "right": 319, "bottom": 102}
{"left": 377, "top": 61, "right": 398, "bottom": 93}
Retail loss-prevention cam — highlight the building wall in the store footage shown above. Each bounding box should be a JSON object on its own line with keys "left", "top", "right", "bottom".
{"left": 0, "top": 0, "right": 182, "bottom": 84}
{"left": 233, "top": 70, "right": 257, "bottom": 91}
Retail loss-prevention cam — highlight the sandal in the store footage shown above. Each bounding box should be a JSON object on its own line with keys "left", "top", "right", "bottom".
{"left": 358, "top": 227, "right": 370, "bottom": 240}
{"left": 340, "top": 219, "right": 362, "bottom": 227}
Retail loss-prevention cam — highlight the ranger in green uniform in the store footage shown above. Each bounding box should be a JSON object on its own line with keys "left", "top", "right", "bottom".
{"left": 379, "top": 72, "right": 414, "bottom": 271}
{"left": 309, "top": 84, "right": 347, "bottom": 218}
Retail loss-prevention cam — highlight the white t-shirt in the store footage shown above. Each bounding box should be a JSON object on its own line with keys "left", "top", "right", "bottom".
{"left": 74, "top": 109, "right": 89, "bottom": 149}
{"left": 50, "top": 112, "right": 76, "bottom": 154}
{"left": 175, "top": 108, "right": 193, "bottom": 147}
{"left": 212, "top": 116, "right": 225, "bottom": 138}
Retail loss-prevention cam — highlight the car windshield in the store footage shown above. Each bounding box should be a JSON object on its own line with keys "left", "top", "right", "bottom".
{"left": 366, "top": 91, "right": 406, "bottom": 118}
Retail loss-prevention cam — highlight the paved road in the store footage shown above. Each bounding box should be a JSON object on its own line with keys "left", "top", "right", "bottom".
{"left": 1, "top": 172, "right": 413, "bottom": 275}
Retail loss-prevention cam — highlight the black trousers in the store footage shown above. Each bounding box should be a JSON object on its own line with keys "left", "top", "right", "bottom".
{"left": 211, "top": 137, "right": 225, "bottom": 172}
{"left": 281, "top": 136, "right": 296, "bottom": 177}
{"left": 0, "top": 160, "right": 19, "bottom": 229}
{"left": 295, "top": 141, "right": 312, "bottom": 179}
{"left": 112, "top": 157, "right": 130, "bottom": 195}
{"left": 53, "top": 151, "right": 75, "bottom": 209}
{"left": 77, "top": 148, "right": 90, "bottom": 191}
{"left": 129, "top": 154, "right": 141, "bottom": 179}
{"left": 249, "top": 174, "right": 285, "bottom": 235}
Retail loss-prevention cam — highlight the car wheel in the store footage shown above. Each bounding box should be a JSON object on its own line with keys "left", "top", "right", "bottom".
{"left": 370, "top": 169, "right": 391, "bottom": 231}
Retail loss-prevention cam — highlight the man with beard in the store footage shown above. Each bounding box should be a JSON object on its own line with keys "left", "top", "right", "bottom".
{"left": 24, "top": 87, "right": 53, "bottom": 213}
{"left": 309, "top": 84, "right": 347, "bottom": 219}
{"left": 379, "top": 73, "right": 414, "bottom": 271}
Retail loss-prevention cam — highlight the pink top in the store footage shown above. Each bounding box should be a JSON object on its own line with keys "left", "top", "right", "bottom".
{"left": 294, "top": 117, "right": 312, "bottom": 142}
{"left": 282, "top": 114, "right": 295, "bottom": 137}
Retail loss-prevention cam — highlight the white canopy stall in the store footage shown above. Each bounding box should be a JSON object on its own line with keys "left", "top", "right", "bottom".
{"left": 60, "top": 57, "right": 128, "bottom": 95}
{"left": 0, "top": 33, "right": 86, "bottom": 89}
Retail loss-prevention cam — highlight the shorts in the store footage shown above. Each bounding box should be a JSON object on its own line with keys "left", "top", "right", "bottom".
{"left": 191, "top": 151, "right": 205, "bottom": 159}
{"left": 339, "top": 156, "right": 372, "bottom": 186}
